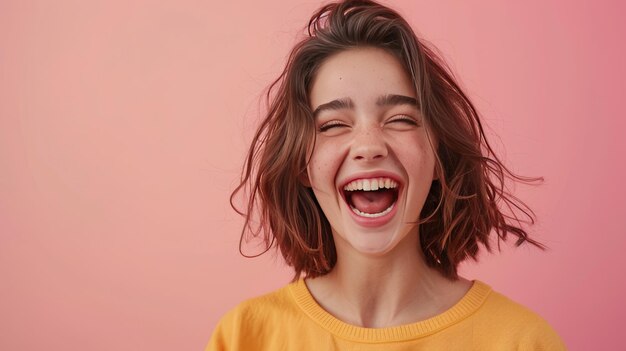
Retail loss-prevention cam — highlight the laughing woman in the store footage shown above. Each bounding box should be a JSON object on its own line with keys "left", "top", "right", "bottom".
{"left": 207, "top": 0, "right": 566, "bottom": 349}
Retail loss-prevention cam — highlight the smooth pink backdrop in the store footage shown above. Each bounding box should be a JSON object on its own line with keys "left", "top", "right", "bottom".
{"left": 2, "top": 1, "right": 624, "bottom": 350}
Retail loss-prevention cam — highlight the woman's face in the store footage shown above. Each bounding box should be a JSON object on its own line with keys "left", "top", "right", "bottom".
{"left": 306, "top": 46, "right": 438, "bottom": 258}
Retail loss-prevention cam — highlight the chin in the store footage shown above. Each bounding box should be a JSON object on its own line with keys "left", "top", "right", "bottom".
{"left": 342, "top": 229, "right": 404, "bottom": 257}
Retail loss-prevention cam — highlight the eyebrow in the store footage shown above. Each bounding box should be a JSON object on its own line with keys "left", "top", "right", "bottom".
{"left": 312, "top": 98, "right": 354, "bottom": 118}
{"left": 376, "top": 94, "right": 419, "bottom": 108}
{"left": 312, "top": 94, "right": 418, "bottom": 118}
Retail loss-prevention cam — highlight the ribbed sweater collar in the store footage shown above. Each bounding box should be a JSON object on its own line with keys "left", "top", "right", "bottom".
{"left": 288, "top": 278, "right": 492, "bottom": 343}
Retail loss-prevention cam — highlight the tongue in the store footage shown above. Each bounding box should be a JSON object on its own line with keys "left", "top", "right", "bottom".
{"left": 350, "top": 190, "right": 394, "bottom": 214}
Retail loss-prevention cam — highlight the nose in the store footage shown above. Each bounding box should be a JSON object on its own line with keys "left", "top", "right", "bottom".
{"left": 350, "top": 125, "right": 388, "bottom": 162}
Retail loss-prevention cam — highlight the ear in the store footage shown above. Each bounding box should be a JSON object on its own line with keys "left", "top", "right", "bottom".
{"left": 299, "top": 170, "right": 311, "bottom": 187}
{"left": 432, "top": 161, "right": 440, "bottom": 181}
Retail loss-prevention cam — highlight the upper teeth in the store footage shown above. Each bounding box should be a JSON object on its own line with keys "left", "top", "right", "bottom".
{"left": 343, "top": 178, "right": 398, "bottom": 191}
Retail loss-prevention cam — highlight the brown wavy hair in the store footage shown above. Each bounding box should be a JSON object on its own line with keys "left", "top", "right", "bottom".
{"left": 231, "top": 0, "right": 545, "bottom": 281}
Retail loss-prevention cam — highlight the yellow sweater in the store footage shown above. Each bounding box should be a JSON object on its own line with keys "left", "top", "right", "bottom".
{"left": 207, "top": 279, "right": 566, "bottom": 350}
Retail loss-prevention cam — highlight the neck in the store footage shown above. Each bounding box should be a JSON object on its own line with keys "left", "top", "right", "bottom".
{"left": 305, "top": 232, "right": 470, "bottom": 328}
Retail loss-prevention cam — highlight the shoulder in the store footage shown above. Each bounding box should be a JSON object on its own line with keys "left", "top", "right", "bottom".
{"left": 217, "top": 282, "right": 296, "bottom": 327}
{"left": 473, "top": 282, "right": 567, "bottom": 350}
{"left": 206, "top": 282, "right": 299, "bottom": 350}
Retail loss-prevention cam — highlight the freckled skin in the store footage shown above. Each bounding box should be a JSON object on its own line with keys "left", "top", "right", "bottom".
{"left": 307, "top": 47, "right": 438, "bottom": 257}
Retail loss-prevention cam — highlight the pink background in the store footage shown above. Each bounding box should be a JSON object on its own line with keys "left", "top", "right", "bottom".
{"left": 1, "top": 0, "right": 624, "bottom": 349}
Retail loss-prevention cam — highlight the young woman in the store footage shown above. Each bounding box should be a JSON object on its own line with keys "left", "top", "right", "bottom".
{"left": 208, "top": 0, "right": 566, "bottom": 349}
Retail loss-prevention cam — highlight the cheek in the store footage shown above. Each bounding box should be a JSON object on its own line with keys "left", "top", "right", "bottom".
{"left": 307, "top": 139, "right": 345, "bottom": 185}
{"left": 392, "top": 134, "right": 435, "bottom": 167}
{"left": 307, "top": 155, "right": 332, "bottom": 192}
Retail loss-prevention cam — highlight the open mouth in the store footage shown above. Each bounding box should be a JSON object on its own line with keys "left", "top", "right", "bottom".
{"left": 342, "top": 177, "right": 399, "bottom": 218}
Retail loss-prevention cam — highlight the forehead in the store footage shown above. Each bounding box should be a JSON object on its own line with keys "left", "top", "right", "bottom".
{"left": 309, "top": 47, "right": 415, "bottom": 108}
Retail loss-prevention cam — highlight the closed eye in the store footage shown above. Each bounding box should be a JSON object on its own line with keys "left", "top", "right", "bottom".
{"left": 318, "top": 120, "right": 349, "bottom": 132}
{"left": 387, "top": 115, "right": 420, "bottom": 126}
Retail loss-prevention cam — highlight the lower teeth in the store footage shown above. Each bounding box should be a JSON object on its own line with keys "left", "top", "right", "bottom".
{"left": 350, "top": 203, "right": 394, "bottom": 218}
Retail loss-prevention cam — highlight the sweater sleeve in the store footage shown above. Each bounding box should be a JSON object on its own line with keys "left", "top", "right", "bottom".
{"left": 521, "top": 317, "right": 568, "bottom": 351}
{"left": 205, "top": 307, "right": 239, "bottom": 351}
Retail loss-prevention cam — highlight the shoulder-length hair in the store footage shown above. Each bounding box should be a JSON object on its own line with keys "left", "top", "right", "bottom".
{"left": 231, "top": 0, "right": 545, "bottom": 281}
